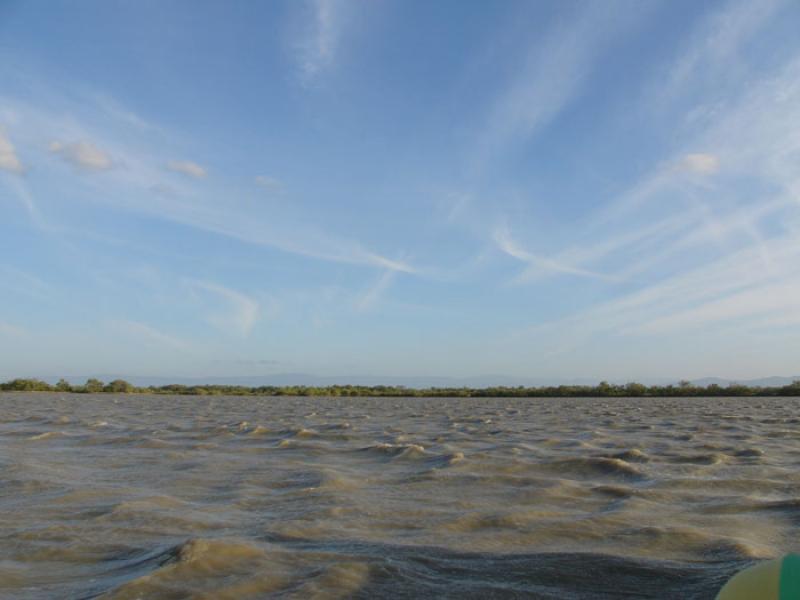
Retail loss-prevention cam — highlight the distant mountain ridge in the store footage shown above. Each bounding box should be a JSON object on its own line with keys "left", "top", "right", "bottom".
{"left": 19, "top": 373, "right": 800, "bottom": 389}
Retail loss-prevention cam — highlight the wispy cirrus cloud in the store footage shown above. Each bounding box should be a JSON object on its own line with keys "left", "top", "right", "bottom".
{"left": 477, "top": 2, "right": 653, "bottom": 165}
{"left": 634, "top": 279, "right": 800, "bottom": 336}
{"left": 586, "top": 54, "right": 800, "bottom": 277}
{"left": 0, "top": 128, "right": 24, "bottom": 173}
{"left": 145, "top": 191, "right": 417, "bottom": 273}
{"left": 108, "top": 319, "right": 190, "bottom": 351}
{"left": 3, "top": 86, "right": 417, "bottom": 276}
{"left": 188, "top": 280, "right": 260, "bottom": 337}
{"left": 2, "top": 176, "right": 45, "bottom": 227}
{"left": 533, "top": 230, "right": 800, "bottom": 348}
{"left": 502, "top": 35, "right": 800, "bottom": 355}
{"left": 254, "top": 175, "right": 283, "bottom": 191}
{"left": 166, "top": 160, "right": 207, "bottom": 179}
{"left": 297, "top": 0, "right": 346, "bottom": 82}
{"left": 657, "top": 0, "right": 788, "bottom": 107}
{"left": 89, "top": 92, "right": 160, "bottom": 134}
{"left": 354, "top": 269, "right": 396, "bottom": 312}
{"left": 493, "top": 223, "right": 614, "bottom": 282}
{"left": 49, "top": 140, "right": 113, "bottom": 171}
{"left": 678, "top": 153, "right": 720, "bottom": 175}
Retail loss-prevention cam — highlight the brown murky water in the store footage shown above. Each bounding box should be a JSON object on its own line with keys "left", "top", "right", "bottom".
{"left": 2, "top": 393, "right": 799, "bottom": 598}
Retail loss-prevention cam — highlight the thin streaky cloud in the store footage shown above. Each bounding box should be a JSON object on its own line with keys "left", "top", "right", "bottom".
{"left": 355, "top": 269, "right": 396, "bottom": 312}
{"left": 594, "top": 54, "right": 800, "bottom": 233}
{"left": 0, "top": 128, "right": 24, "bottom": 173}
{"left": 152, "top": 198, "right": 417, "bottom": 274}
{"left": 166, "top": 160, "right": 207, "bottom": 179}
{"left": 679, "top": 153, "right": 720, "bottom": 175}
{"left": 118, "top": 164, "right": 417, "bottom": 274}
{"left": 360, "top": 252, "right": 415, "bottom": 274}
{"left": 593, "top": 150, "right": 722, "bottom": 225}
{"left": 595, "top": 196, "right": 788, "bottom": 284}
{"left": 659, "top": 0, "right": 787, "bottom": 106}
{"left": 90, "top": 92, "right": 160, "bottom": 133}
{"left": 255, "top": 175, "right": 283, "bottom": 191}
{"left": 493, "top": 224, "right": 614, "bottom": 282}
{"left": 517, "top": 209, "right": 705, "bottom": 285}
{"left": 3, "top": 176, "right": 45, "bottom": 228}
{"left": 666, "top": 197, "right": 787, "bottom": 255}
{"left": 49, "top": 140, "right": 113, "bottom": 171}
{"left": 108, "top": 319, "right": 190, "bottom": 351}
{"left": 596, "top": 6, "right": 796, "bottom": 226}
{"left": 630, "top": 279, "right": 800, "bottom": 336}
{"left": 526, "top": 231, "right": 800, "bottom": 350}
{"left": 477, "top": 2, "right": 652, "bottom": 166}
{"left": 2, "top": 78, "right": 419, "bottom": 277}
{"left": 298, "top": 0, "right": 344, "bottom": 81}
{"left": 188, "top": 280, "right": 260, "bottom": 337}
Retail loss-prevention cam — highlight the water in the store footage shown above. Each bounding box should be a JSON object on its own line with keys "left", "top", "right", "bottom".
{"left": 2, "top": 394, "right": 799, "bottom": 599}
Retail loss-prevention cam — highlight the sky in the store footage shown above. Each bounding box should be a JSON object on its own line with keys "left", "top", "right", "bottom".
{"left": 1, "top": 0, "right": 800, "bottom": 383}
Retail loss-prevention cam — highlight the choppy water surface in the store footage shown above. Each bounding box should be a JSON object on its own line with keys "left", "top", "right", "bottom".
{"left": 2, "top": 394, "right": 799, "bottom": 598}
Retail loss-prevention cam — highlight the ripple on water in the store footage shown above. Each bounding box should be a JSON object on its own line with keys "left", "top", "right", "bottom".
{"left": 544, "top": 457, "right": 646, "bottom": 481}
{"left": 733, "top": 447, "right": 764, "bottom": 458}
{"left": 101, "top": 538, "right": 292, "bottom": 599}
{"left": 606, "top": 448, "right": 650, "bottom": 463}
{"left": 27, "top": 431, "right": 64, "bottom": 441}
{"left": 668, "top": 452, "right": 727, "bottom": 465}
{"left": 360, "top": 442, "right": 427, "bottom": 460}
{"left": 94, "top": 496, "right": 230, "bottom": 533}
{"left": 618, "top": 525, "right": 773, "bottom": 561}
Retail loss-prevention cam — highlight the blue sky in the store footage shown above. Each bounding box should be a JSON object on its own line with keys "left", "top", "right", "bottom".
{"left": 2, "top": 0, "right": 800, "bottom": 382}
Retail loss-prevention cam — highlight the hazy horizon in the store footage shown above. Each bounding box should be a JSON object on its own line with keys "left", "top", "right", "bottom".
{"left": 2, "top": 0, "right": 800, "bottom": 380}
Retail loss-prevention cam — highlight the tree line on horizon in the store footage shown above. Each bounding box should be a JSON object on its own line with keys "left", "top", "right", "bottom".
{"left": 1, "top": 377, "right": 800, "bottom": 397}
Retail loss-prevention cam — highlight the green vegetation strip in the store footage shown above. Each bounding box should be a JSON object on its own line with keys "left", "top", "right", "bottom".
{"left": 1, "top": 378, "right": 799, "bottom": 397}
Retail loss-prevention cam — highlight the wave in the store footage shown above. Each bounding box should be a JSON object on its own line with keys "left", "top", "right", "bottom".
{"left": 27, "top": 431, "right": 64, "bottom": 441}
{"left": 622, "top": 525, "right": 770, "bottom": 559}
{"left": 702, "top": 497, "right": 800, "bottom": 523}
{"left": 93, "top": 538, "right": 368, "bottom": 599}
{"left": 264, "top": 469, "right": 358, "bottom": 494}
{"left": 360, "top": 443, "right": 427, "bottom": 460}
{"left": 89, "top": 538, "right": 285, "bottom": 599}
{"left": 732, "top": 447, "right": 764, "bottom": 458}
{"left": 592, "top": 484, "right": 636, "bottom": 499}
{"left": 606, "top": 448, "right": 650, "bottom": 463}
{"left": 544, "top": 457, "right": 645, "bottom": 480}
{"left": 94, "top": 497, "right": 229, "bottom": 533}
{"left": 89, "top": 537, "right": 744, "bottom": 600}
{"left": 668, "top": 452, "right": 726, "bottom": 465}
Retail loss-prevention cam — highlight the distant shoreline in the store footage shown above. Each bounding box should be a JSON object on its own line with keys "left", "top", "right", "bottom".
{"left": 2, "top": 378, "right": 799, "bottom": 397}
